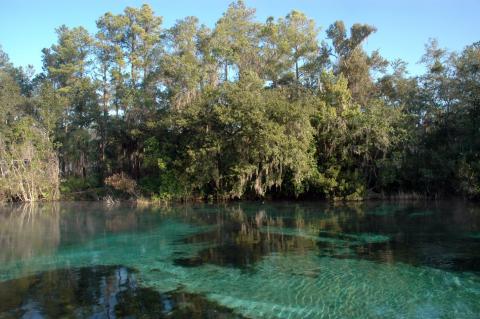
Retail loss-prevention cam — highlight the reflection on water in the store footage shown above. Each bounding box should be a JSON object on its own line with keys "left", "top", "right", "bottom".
{"left": 0, "top": 201, "right": 479, "bottom": 318}
{"left": 0, "top": 204, "right": 61, "bottom": 264}
{"left": 0, "top": 265, "right": 245, "bottom": 318}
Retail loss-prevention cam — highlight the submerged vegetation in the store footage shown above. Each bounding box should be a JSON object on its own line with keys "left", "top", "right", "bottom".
{"left": 0, "top": 1, "right": 479, "bottom": 202}
{"left": 1, "top": 201, "right": 480, "bottom": 317}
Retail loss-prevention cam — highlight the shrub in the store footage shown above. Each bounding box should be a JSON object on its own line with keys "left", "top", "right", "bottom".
{"left": 0, "top": 118, "right": 59, "bottom": 202}
{"left": 105, "top": 173, "right": 137, "bottom": 196}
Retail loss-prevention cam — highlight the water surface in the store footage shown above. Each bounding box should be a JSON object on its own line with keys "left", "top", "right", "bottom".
{"left": 0, "top": 201, "right": 479, "bottom": 318}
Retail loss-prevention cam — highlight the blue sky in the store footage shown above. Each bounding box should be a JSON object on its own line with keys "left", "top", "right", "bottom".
{"left": 1, "top": 0, "right": 479, "bottom": 75}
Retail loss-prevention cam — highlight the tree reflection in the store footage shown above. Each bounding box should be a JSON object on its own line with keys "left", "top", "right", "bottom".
{"left": 0, "top": 201, "right": 479, "bottom": 277}
{"left": 0, "top": 203, "right": 60, "bottom": 264}
{"left": 171, "top": 201, "right": 480, "bottom": 272}
{"left": 0, "top": 265, "right": 246, "bottom": 318}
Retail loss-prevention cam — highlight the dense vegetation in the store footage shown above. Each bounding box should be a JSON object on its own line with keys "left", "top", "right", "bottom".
{"left": 0, "top": 1, "right": 479, "bottom": 202}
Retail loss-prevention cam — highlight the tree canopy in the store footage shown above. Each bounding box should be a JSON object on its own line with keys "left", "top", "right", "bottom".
{"left": 1, "top": 1, "right": 479, "bottom": 201}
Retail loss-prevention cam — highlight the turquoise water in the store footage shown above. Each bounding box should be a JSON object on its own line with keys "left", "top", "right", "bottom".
{"left": 0, "top": 201, "right": 480, "bottom": 318}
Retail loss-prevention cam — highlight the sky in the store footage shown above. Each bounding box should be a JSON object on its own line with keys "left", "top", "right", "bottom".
{"left": 0, "top": 0, "right": 479, "bottom": 76}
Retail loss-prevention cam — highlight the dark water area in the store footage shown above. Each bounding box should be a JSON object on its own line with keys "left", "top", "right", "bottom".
{"left": 0, "top": 201, "right": 479, "bottom": 318}
{"left": 0, "top": 265, "right": 243, "bottom": 319}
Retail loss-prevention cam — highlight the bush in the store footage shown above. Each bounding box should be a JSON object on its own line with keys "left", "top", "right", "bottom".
{"left": 0, "top": 118, "right": 59, "bottom": 202}
{"left": 138, "top": 170, "right": 186, "bottom": 201}
{"left": 59, "top": 175, "right": 102, "bottom": 199}
{"left": 105, "top": 173, "right": 137, "bottom": 196}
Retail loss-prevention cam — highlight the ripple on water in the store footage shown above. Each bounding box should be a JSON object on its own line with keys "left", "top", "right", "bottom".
{"left": 0, "top": 218, "right": 479, "bottom": 318}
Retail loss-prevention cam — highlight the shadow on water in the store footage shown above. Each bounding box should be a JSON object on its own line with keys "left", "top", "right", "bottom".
{"left": 0, "top": 265, "right": 245, "bottom": 319}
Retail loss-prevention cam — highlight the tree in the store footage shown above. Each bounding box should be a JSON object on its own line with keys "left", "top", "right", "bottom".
{"left": 309, "top": 72, "right": 405, "bottom": 199}
{"left": 171, "top": 72, "right": 315, "bottom": 198}
{"left": 162, "top": 16, "right": 204, "bottom": 110}
{"left": 277, "top": 10, "right": 319, "bottom": 83}
{"left": 327, "top": 21, "right": 387, "bottom": 105}
{"left": 0, "top": 50, "right": 59, "bottom": 201}
{"left": 210, "top": 0, "right": 259, "bottom": 81}
{"left": 2, "top": 2, "right": 480, "bottom": 202}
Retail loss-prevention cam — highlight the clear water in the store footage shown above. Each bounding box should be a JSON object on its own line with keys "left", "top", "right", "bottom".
{"left": 0, "top": 201, "right": 479, "bottom": 318}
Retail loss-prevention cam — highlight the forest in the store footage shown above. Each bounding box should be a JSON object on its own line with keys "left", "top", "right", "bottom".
{"left": 0, "top": 1, "right": 479, "bottom": 202}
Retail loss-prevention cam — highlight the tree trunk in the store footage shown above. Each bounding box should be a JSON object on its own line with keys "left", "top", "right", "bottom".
{"left": 101, "top": 67, "right": 108, "bottom": 177}
{"left": 225, "top": 61, "right": 228, "bottom": 82}
{"left": 295, "top": 60, "right": 299, "bottom": 82}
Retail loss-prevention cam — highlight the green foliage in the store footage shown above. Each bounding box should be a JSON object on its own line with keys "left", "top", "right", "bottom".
{"left": 0, "top": 117, "right": 59, "bottom": 201}
{"left": 170, "top": 72, "right": 315, "bottom": 199}
{"left": 138, "top": 171, "right": 186, "bottom": 201}
{"left": 60, "top": 176, "right": 101, "bottom": 194}
{"left": 1, "top": 4, "right": 479, "bottom": 202}
{"left": 456, "top": 159, "right": 480, "bottom": 199}
{"left": 0, "top": 58, "right": 59, "bottom": 202}
{"left": 140, "top": 136, "right": 187, "bottom": 200}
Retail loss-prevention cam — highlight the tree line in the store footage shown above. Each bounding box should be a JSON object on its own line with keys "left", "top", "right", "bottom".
{"left": 0, "top": 1, "right": 479, "bottom": 202}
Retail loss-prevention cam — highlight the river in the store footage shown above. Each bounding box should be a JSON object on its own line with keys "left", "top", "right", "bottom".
{"left": 0, "top": 201, "right": 479, "bottom": 318}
